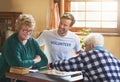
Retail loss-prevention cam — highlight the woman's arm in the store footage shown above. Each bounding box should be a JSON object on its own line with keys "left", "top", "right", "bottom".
{"left": 32, "top": 39, "right": 48, "bottom": 69}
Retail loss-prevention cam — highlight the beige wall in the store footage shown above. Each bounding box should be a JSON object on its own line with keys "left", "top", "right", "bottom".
{"left": 0, "top": 0, "right": 120, "bottom": 59}
{"left": 0, "top": 0, "right": 49, "bottom": 33}
{"left": 104, "top": 36, "right": 120, "bottom": 59}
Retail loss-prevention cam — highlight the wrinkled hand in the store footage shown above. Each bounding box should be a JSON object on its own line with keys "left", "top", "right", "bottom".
{"left": 33, "top": 55, "right": 41, "bottom": 64}
{"left": 47, "top": 63, "right": 52, "bottom": 70}
{"left": 76, "top": 49, "right": 84, "bottom": 54}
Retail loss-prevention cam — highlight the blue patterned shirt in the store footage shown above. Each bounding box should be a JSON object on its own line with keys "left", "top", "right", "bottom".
{"left": 51, "top": 49, "right": 120, "bottom": 82}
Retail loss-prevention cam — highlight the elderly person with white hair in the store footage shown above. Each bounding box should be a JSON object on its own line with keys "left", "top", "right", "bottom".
{"left": 48, "top": 33, "right": 120, "bottom": 82}
{"left": 84, "top": 33, "right": 104, "bottom": 51}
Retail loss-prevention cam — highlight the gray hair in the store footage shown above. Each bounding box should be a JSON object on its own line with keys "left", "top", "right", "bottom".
{"left": 84, "top": 33, "right": 104, "bottom": 47}
{"left": 15, "top": 14, "right": 35, "bottom": 32}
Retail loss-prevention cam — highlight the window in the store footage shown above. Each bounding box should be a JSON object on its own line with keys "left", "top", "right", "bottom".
{"left": 63, "top": 0, "right": 119, "bottom": 34}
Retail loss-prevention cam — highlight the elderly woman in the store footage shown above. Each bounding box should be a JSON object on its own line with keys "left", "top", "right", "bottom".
{"left": 0, "top": 14, "right": 48, "bottom": 82}
{"left": 84, "top": 33, "right": 104, "bottom": 51}
{"left": 48, "top": 33, "right": 120, "bottom": 82}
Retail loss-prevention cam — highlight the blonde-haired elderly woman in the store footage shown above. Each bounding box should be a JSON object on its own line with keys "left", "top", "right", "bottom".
{"left": 0, "top": 14, "right": 48, "bottom": 82}
{"left": 48, "top": 33, "right": 120, "bottom": 82}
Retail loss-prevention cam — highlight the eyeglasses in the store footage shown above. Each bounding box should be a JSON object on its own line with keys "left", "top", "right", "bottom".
{"left": 22, "top": 29, "right": 34, "bottom": 34}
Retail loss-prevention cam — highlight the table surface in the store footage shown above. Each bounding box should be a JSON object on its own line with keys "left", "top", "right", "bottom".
{"left": 6, "top": 71, "right": 83, "bottom": 82}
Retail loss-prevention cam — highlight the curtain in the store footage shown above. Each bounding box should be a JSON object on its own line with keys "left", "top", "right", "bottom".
{"left": 48, "top": 0, "right": 60, "bottom": 29}
{"left": 64, "top": 0, "right": 70, "bottom": 13}
{"left": 59, "top": 0, "right": 65, "bottom": 16}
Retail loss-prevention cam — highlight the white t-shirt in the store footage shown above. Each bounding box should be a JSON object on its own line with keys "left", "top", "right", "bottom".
{"left": 37, "top": 29, "right": 80, "bottom": 62}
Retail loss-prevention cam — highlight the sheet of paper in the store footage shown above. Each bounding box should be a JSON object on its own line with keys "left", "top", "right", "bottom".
{"left": 39, "top": 69, "right": 82, "bottom": 77}
{"left": 29, "top": 69, "right": 39, "bottom": 73}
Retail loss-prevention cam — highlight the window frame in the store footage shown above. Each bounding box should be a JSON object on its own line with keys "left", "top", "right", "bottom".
{"left": 61, "top": 0, "right": 120, "bottom": 34}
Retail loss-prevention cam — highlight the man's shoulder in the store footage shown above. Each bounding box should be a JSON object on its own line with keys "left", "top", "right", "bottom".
{"left": 42, "top": 29, "right": 56, "bottom": 34}
{"left": 68, "top": 31, "right": 79, "bottom": 38}
{"left": 68, "top": 31, "right": 78, "bottom": 35}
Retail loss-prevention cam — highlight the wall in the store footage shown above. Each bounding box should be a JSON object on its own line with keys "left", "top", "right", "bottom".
{"left": 0, "top": 0, "right": 49, "bottom": 34}
{"left": 104, "top": 36, "right": 120, "bottom": 59}
{"left": 0, "top": 0, "right": 120, "bottom": 59}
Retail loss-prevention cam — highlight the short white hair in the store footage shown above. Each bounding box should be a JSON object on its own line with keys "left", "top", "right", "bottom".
{"left": 84, "top": 33, "right": 104, "bottom": 47}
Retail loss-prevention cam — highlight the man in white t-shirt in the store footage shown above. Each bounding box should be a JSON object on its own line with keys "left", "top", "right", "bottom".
{"left": 37, "top": 13, "right": 81, "bottom": 62}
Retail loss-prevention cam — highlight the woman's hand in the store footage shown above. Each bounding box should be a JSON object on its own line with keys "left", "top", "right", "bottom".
{"left": 33, "top": 55, "right": 41, "bottom": 64}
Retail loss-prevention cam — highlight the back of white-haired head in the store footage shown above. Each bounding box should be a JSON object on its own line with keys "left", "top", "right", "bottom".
{"left": 84, "top": 33, "right": 104, "bottom": 47}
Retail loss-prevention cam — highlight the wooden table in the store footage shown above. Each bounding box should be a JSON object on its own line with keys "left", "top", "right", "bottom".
{"left": 6, "top": 72, "right": 83, "bottom": 82}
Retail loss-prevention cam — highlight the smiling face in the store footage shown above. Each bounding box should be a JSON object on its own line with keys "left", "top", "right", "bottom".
{"left": 15, "top": 14, "right": 35, "bottom": 42}
{"left": 57, "top": 18, "right": 72, "bottom": 36}
{"left": 57, "top": 13, "right": 75, "bottom": 37}
{"left": 18, "top": 25, "right": 34, "bottom": 41}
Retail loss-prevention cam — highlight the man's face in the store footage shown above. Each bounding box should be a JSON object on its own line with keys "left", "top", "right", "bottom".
{"left": 57, "top": 18, "right": 72, "bottom": 36}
